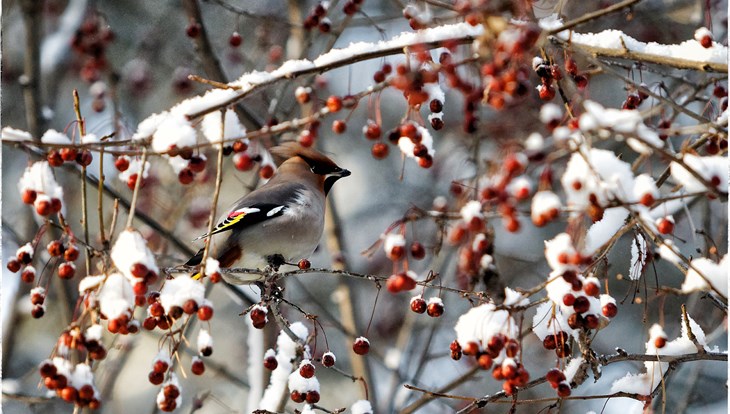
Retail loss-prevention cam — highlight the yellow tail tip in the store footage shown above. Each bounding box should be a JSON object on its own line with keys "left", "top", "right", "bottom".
{"left": 192, "top": 272, "right": 203, "bottom": 280}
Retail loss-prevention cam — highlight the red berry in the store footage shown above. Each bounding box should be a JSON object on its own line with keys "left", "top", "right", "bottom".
{"left": 148, "top": 370, "right": 164, "bottom": 385}
{"left": 35, "top": 199, "right": 52, "bottom": 216}
{"left": 31, "top": 305, "right": 45, "bottom": 318}
{"left": 562, "top": 293, "right": 575, "bottom": 306}
{"left": 6, "top": 260, "right": 21, "bottom": 273}
{"left": 127, "top": 173, "right": 141, "bottom": 190}
{"left": 322, "top": 352, "right": 335, "bottom": 367}
{"left": 426, "top": 300, "right": 444, "bottom": 317}
{"left": 546, "top": 368, "right": 566, "bottom": 386}
{"left": 183, "top": 299, "right": 199, "bottom": 314}
{"left": 410, "top": 297, "right": 427, "bottom": 313}
{"left": 409, "top": 242, "right": 426, "bottom": 259}
{"left": 573, "top": 296, "right": 590, "bottom": 314}
{"left": 143, "top": 317, "right": 157, "bottom": 330}
{"left": 234, "top": 153, "right": 255, "bottom": 171}
{"left": 186, "top": 23, "right": 201, "bottom": 38}
{"left": 602, "top": 303, "right": 618, "bottom": 318}
{"left": 198, "top": 305, "right": 214, "bottom": 321}
{"left": 584, "top": 282, "right": 600, "bottom": 297}
{"left": 58, "top": 262, "right": 75, "bottom": 279}
{"left": 538, "top": 83, "right": 555, "bottom": 101}
{"left": 417, "top": 154, "right": 433, "bottom": 168}
{"left": 60, "top": 148, "right": 77, "bottom": 162}
{"left": 477, "top": 353, "right": 493, "bottom": 370}
{"left": 259, "top": 164, "right": 275, "bottom": 179}
{"left": 299, "top": 362, "right": 315, "bottom": 378}
{"left": 306, "top": 390, "right": 320, "bottom": 404}
{"left": 297, "top": 259, "right": 311, "bottom": 270}
{"left": 556, "top": 382, "right": 571, "bottom": 397}
{"left": 188, "top": 156, "right": 206, "bottom": 173}
{"left": 542, "top": 334, "right": 557, "bottom": 350}
{"left": 654, "top": 336, "right": 667, "bottom": 348}
{"left": 264, "top": 355, "right": 278, "bottom": 370}
{"left": 326, "top": 96, "right": 343, "bottom": 112}
{"left": 371, "top": 142, "right": 389, "bottom": 159}
{"left": 229, "top": 31, "right": 242, "bottom": 47}
{"left": 364, "top": 122, "right": 381, "bottom": 139}
{"left": 76, "top": 150, "right": 93, "bottom": 166}
{"left": 290, "top": 390, "right": 305, "bottom": 403}
{"left": 115, "top": 157, "right": 129, "bottom": 172}
{"left": 47, "top": 150, "right": 64, "bottom": 167}
{"left": 191, "top": 358, "right": 205, "bottom": 375}
{"left": 332, "top": 120, "right": 347, "bottom": 134}
{"left": 657, "top": 218, "right": 674, "bottom": 234}
{"left": 353, "top": 337, "right": 370, "bottom": 355}
{"left": 22, "top": 189, "right": 37, "bottom": 204}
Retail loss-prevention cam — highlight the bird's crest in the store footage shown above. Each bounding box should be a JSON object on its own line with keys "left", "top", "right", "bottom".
{"left": 270, "top": 142, "right": 339, "bottom": 169}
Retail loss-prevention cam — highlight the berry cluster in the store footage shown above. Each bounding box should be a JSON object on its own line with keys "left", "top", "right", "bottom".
{"left": 289, "top": 359, "right": 321, "bottom": 404}
{"left": 410, "top": 295, "right": 444, "bottom": 317}
{"left": 303, "top": 2, "right": 331, "bottom": 33}
{"left": 71, "top": 14, "right": 114, "bottom": 83}
{"left": 156, "top": 374, "right": 182, "bottom": 412}
{"left": 546, "top": 368, "right": 572, "bottom": 397}
{"left": 40, "top": 359, "right": 102, "bottom": 409}
{"left": 250, "top": 304, "right": 269, "bottom": 329}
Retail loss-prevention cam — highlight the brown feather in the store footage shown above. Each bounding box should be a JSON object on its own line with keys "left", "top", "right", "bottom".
{"left": 270, "top": 142, "right": 339, "bottom": 169}
{"left": 217, "top": 244, "right": 243, "bottom": 268}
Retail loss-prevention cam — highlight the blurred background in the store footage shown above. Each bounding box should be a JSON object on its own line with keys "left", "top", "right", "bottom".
{"left": 2, "top": 0, "right": 727, "bottom": 413}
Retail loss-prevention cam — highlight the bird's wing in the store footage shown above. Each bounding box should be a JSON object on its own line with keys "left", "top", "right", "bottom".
{"left": 191, "top": 181, "right": 307, "bottom": 241}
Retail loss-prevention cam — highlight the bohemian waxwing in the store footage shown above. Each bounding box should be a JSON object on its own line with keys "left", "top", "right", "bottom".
{"left": 186, "top": 142, "right": 350, "bottom": 283}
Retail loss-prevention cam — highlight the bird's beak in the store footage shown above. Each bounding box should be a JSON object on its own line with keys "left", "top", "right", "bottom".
{"left": 337, "top": 169, "right": 351, "bottom": 178}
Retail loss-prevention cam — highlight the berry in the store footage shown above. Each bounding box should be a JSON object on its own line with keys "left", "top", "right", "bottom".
{"left": 371, "top": 142, "right": 389, "bottom": 159}
{"left": 76, "top": 150, "right": 93, "bottom": 166}
{"left": 290, "top": 390, "right": 305, "bottom": 403}
{"left": 657, "top": 218, "right": 674, "bottom": 234}
{"left": 429, "top": 99, "right": 443, "bottom": 113}
{"left": 538, "top": 83, "right": 555, "bottom": 101}
{"left": 410, "top": 242, "right": 425, "bottom": 259}
{"left": 353, "top": 337, "right": 370, "bottom": 355}
{"left": 306, "top": 390, "right": 320, "bottom": 404}
{"left": 332, "top": 120, "right": 347, "bottom": 134}
{"left": 298, "top": 259, "right": 311, "bottom": 270}
{"left": 35, "top": 199, "right": 52, "bottom": 216}
{"left": 60, "top": 148, "right": 77, "bottom": 162}
{"left": 426, "top": 299, "right": 444, "bottom": 317}
{"left": 410, "top": 297, "right": 427, "bottom": 313}
{"left": 47, "top": 150, "right": 64, "bottom": 167}
{"left": 198, "top": 305, "right": 214, "bottom": 321}
{"left": 573, "top": 296, "right": 590, "bottom": 313}
{"left": 47, "top": 240, "right": 64, "bottom": 257}
{"left": 183, "top": 299, "right": 199, "bottom": 314}
{"left": 6, "top": 260, "right": 21, "bottom": 273}
{"left": 542, "top": 334, "right": 557, "bottom": 350}
{"left": 22, "top": 189, "right": 37, "bottom": 204}
{"left": 264, "top": 355, "right": 278, "bottom": 370}
{"left": 557, "top": 382, "right": 571, "bottom": 397}
{"left": 546, "top": 368, "right": 566, "bottom": 386}
{"left": 191, "top": 358, "right": 205, "bottom": 375}
{"left": 21, "top": 267, "right": 36, "bottom": 283}
{"left": 148, "top": 371, "right": 164, "bottom": 385}
{"left": 322, "top": 352, "right": 336, "bottom": 367}
{"left": 602, "top": 303, "right": 618, "bottom": 318}
{"left": 326, "top": 96, "right": 343, "bottom": 112}
{"left": 186, "top": 23, "right": 201, "bottom": 38}
{"left": 31, "top": 305, "right": 45, "bottom": 318}
{"left": 364, "top": 122, "right": 381, "bottom": 139}
{"left": 562, "top": 293, "right": 575, "bottom": 306}
{"left": 127, "top": 173, "right": 141, "bottom": 190}
{"left": 584, "top": 282, "right": 600, "bottom": 297}
{"left": 234, "top": 153, "right": 255, "bottom": 171}
{"left": 250, "top": 307, "right": 268, "bottom": 329}
{"left": 299, "top": 361, "right": 315, "bottom": 378}
{"left": 477, "top": 353, "right": 493, "bottom": 370}
{"left": 654, "top": 336, "right": 667, "bottom": 348}
{"left": 229, "top": 31, "right": 242, "bottom": 47}
{"left": 259, "top": 164, "right": 275, "bottom": 179}
{"left": 58, "top": 262, "right": 75, "bottom": 279}
{"left": 64, "top": 245, "right": 79, "bottom": 262}
{"left": 188, "top": 156, "right": 206, "bottom": 173}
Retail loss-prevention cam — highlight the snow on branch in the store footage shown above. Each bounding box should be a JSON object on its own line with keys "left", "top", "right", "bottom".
{"left": 541, "top": 15, "right": 728, "bottom": 73}
{"left": 132, "top": 22, "right": 484, "bottom": 146}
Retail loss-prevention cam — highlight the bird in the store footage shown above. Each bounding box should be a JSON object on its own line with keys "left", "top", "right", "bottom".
{"left": 186, "top": 142, "right": 350, "bottom": 284}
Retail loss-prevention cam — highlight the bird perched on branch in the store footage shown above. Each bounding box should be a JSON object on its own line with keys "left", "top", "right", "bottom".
{"left": 186, "top": 142, "right": 350, "bottom": 283}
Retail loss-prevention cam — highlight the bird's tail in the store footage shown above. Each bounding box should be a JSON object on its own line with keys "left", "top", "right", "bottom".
{"left": 186, "top": 248, "right": 205, "bottom": 280}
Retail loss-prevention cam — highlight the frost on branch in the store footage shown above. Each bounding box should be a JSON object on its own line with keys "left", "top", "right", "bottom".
{"left": 669, "top": 154, "right": 728, "bottom": 193}
{"left": 110, "top": 229, "right": 159, "bottom": 296}
{"left": 258, "top": 322, "right": 310, "bottom": 412}
{"left": 611, "top": 313, "right": 715, "bottom": 396}
{"left": 19, "top": 161, "right": 65, "bottom": 216}
{"left": 541, "top": 14, "right": 728, "bottom": 68}
{"left": 200, "top": 108, "right": 247, "bottom": 143}
{"left": 680, "top": 255, "right": 728, "bottom": 297}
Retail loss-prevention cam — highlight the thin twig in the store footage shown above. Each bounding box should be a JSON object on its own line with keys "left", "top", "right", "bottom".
{"left": 126, "top": 148, "right": 148, "bottom": 228}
